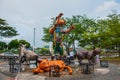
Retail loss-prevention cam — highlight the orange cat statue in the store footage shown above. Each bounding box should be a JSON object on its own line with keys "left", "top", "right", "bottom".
{"left": 32, "top": 59, "right": 73, "bottom": 75}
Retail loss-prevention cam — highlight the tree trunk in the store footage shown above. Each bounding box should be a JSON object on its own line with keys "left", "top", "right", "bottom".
{"left": 117, "top": 43, "right": 120, "bottom": 57}
{"left": 64, "top": 42, "right": 70, "bottom": 55}
{"left": 119, "top": 52, "right": 120, "bottom": 57}
{"left": 72, "top": 40, "right": 77, "bottom": 58}
{"left": 118, "top": 48, "right": 120, "bottom": 57}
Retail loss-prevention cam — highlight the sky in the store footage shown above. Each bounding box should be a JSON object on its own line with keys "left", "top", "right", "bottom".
{"left": 0, "top": 0, "right": 120, "bottom": 48}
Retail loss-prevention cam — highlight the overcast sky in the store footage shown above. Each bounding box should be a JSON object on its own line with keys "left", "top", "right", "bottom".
{"left": 0, "top": 0, "right": 120, "bottom": 47}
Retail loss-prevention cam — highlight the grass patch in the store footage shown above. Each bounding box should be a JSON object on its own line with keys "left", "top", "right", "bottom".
{"left": 100, "top": 57, "right": 120, "bottom": 60}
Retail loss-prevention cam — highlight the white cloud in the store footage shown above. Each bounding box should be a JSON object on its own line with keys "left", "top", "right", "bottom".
{"left": 94, "top": 0, "right": 120, "bottom": 18}
{"left": 96, "top": 0, "right": 120, "bottom": 12}
{"left": 0, "top": 37, "right": 19, "bottom": 44}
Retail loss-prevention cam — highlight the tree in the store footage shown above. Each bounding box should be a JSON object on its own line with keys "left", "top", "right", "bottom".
{"left": 0, "top": 18, "right": 18, "bottom": 38}
{"left": 72, "top": 15, "right": 99, "bottom": 48}
{"left": 8, "top": 39, "right": 19, "bottom": 49}
{"left": 42, "top": 27, "right": 52, "bottom": 42}
{"left": 41, "top": 17, "right": 57, "bottom": 42}
{"left": 8, "top": 39, "right": 31, "bottom": 49}
{"left": 0, "top": 41, "right": 7, "bottom": 50}
{"left": 19, "top": 40, "right": 30, "bottom": 48}
{"left": 63, "top": 16, "right": 82, "bottom": 54}
{"left": 42, "top": 12, "right": 120, "bottom": 57}
{"left": 106, "top": 11, "right": 120, "bottom": 57}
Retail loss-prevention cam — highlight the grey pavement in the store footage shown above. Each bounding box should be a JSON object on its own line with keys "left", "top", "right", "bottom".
{"left": 46, "top": 61, "right": 120, "bottom": 80}
{"left": 50, "top": 63, "right": 120, "bottom": 80}
{"left": 0, "top": 71, "right": 10, "bottom": 80}
{"left": 0, "top": 59, "right": 120, "bottom": 80}
{"left": 16, "top": 73, "right": 46, "bottom": 80}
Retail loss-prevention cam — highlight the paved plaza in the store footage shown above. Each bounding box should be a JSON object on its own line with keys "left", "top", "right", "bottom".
{"left": 0, "top": 59, "right": 120, "bottom": 80}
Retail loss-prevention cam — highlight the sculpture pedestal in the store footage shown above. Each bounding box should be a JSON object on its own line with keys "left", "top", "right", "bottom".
{"left": 49, "top": 65, "right": 60, "bottom": 77}
{"left": 9, "top": 57, "right": 21, "bottom": 73}
{"left": 100, "top": 60, "right": 109, "bottom": 67}
{"left": 80, "top": 63, "right": 94, "bottom": 74}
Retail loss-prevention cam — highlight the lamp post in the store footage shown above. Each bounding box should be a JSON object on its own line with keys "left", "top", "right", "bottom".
{"left": 33, "top": 28, "right": 36, "bottom": 51}
{"left": 0, "top": 34, "right": 4, "bottom": 50}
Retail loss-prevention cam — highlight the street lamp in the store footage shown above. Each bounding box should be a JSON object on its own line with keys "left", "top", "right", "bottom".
{"left": 0, "top": 33, "right": 4, "bottom": 50}
{"left": 33, "top": 28, "right": 36, "bottom": 51}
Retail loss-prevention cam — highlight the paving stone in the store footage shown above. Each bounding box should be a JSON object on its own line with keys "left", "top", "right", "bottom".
{"left": 16, "top": 73, "right": 47, "bottom": 80}
{"left": 0, "top": 59, "right": 120, "bottom": 80}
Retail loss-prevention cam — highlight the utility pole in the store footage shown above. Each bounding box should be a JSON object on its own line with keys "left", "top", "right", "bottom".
{"left": 33, "top": 28, "right": 36, "bottom": 51}
{"left": 0, "top": 33, "right": 3, "bottom": 50}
